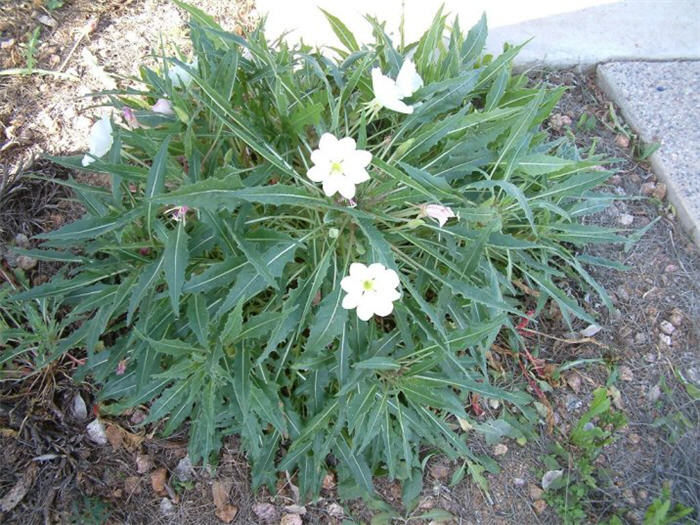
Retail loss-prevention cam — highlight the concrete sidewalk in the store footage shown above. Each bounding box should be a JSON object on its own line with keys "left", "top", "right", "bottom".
{"left": 598, "top": 61, "right": 700, "bottom": 245}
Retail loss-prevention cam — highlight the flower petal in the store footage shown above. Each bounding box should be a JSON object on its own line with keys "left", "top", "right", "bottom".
{"left": 322, "top": 175, "right": 342, "bottom": 197}
{"left": 356, "top": 301, "right": 375, "bottom": 321}
{"left": 342, "top": 293, "right": 361, "bottom": 309}
{"left": 318, "top": 132, "right": 338, "bottom": 152}
{"left": 336, "top": 137, "right": 357, "bottom": 157}
{"left": 395, "top": 59, "right": 424, "bottom": 98}
{"left": 344, "top": 165, "right": 370, "bottom": 184}
{"left": 152, "top": 98, "right": 174, "bottom": 115}
{"left": 336, "top": 177, "right": 356, "bottom": 199}
{"left": 349, "top": 262, "right": 369, "bottom": 278}
{"left": 87, "top": 116, "right": 113, "bottom": 159}
{"left": 373, "top": 300, "right": 394, "bottom": 317}
{"left": 307, "top": 164, "right": 328, "bottom": 182}
{"left": 350, "top": 149, "right": 372, "bottom": 168}
{"left": 341, "top": 274, "right": 359, "bottom": 292}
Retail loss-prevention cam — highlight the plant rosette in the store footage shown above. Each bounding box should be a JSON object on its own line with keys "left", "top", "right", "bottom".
{"left": 13, "top": 1, "right": 627, "bottom": 504}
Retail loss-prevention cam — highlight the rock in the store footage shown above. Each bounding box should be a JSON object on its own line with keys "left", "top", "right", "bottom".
{"left": 549, "top": 113, "right": 572, "bottom": 130}
{"left": 658, "top": 333, "right": 672, "bottom": 347}
{"left": 580, "top": 324, "right": 602, "bottom": 337}
{"left": 618, "top": 213, "right": 634, "bottom": 226}
{"left": 634, "top": 332, "right": 646, "bottom": 344}
{"left": 160, "top": 497, "right": 175, "bottom": 515}
{"left": 566, "top": 395, "right": 583, "bottom": 412}
{"left": 86, "top": 419, "right": 108, "bottom": 445}
{"left": 528, "top": 483, "right": 544, "bottom": 500}
{"left": 542, "top": 470, "right": 564, "bottom": 490}
{"left": 16, "top": 255, "right": 37, "bottom": 271}
{"left": 136, "top": 454, "right": 153, "bottom": 474}
{"left": 623, "top": 488, "right": 636, "bottom": 505}
{"left": 638, "top": 489, "right": 648, "bottom": 501}
{"left": 533, "top": 499, "right": 547, "bottom": 514}
{"left": 327, "top": 502, "right": 344, "bottom": 518}
{"left": 614, "top": 134, "right": 630, "bottom": 148}
{"left": 430, "top": 463, "right": 451, "bottom": 480}
{"left": 628, "top": 433, "right": 641, "bottom": 444}
{"left": 664, "top": 264, "right": 678, "bottom": 273}
{"left": 619, "top": 366, "right": 634, "bottom": 382}
{"left": 174, "top": 456, "right": 194, "bottom": 481}
{"left": 644, "top": 352, "right": 657, "bottom": 363}
{"left": 14, "top": 233, "right": 29, "bottom": 248}
{"left": 659, "top": 320, "right": 675, "bottom": 335}
{"left": 493, "top": 444, "right": 508, "bottom": 456}
{"left": 647, "top": 384, "right": 662, "bottom": 403}
{"left": 641, "top": 182, "right": 656, "bottom": 196}
{"left": 252, "top": 503, "right": 277, "bottom": 522}
{"left": 72, "top": 393, "right": 88, "bottom": 419}
{"left": 669, "top": 310, "right": 683, "bottom": 327}
{"left": 513, "top": 477, "right": 526, "bottom": 487}
{"left": 280, "top": 514, "right": 303, "bottom": 525}
{"left": 652, "top": 183, "right": 667, "bottom": 200}
{"left": 37, "top": 14, "right": 57, "bottom": 27}
{"left": 1, "top": 38, "right": 16, "bottom": 50}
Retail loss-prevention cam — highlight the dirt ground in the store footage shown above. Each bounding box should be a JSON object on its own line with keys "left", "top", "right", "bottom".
{"left": 1, "top": 2, "right": 698, "bottom": 524}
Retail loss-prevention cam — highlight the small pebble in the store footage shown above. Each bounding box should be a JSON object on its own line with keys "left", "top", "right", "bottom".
{"left": 652, "top": 183, "right": 667, "bottom": 200}
{"left": 160, "top": 498, "right": 175, "bottom": 515}
{"left": 493, "top": 444, "right": 508, "bottom": 456}
{"left": 615, "top": 134, "right": 630, "bottom": 148}
{"left": 618, "top": 213, "right": 634, "bottom": 226}
{"left": 16, "top": 255, "right": 38, "bottom": 270}
{"left": 529, "top": 484, "right": 544, "bottom": 500}
{"left": 619, "top": 366, "right": 634, "bottom": 382}
{"left": 628, "top": 433, "right": 641, "bottom": 444}
{"left": 664, "top": 264, "right": 678, "bottom": 273}
{"left": 641, "top": 182, "right": 656, "bottom": 196}
{"left": 513, "top": 477, "right": 526, "bottom": 487}
{"left": 533, "top": 499, "right": 547, "bottom": 514}
{"left": 669, "top": 310, "right": 683, "bottom": 327}
{"left": 566, "top": 395, "right": 583, "bottom": 412}
{"left": 647, "top": 384, "right": 662, "bottom": 403}
{"left": 658, "top": 333, "right": 672, "bottom": 346}
{"left": 659, "top": 320, "right": 675, "bottom": 335}
{"left": 14, "top": 233, "right": 30, "bottom": 248}
{"left": 634, "top": 332, "right": 646, "bottom": 344}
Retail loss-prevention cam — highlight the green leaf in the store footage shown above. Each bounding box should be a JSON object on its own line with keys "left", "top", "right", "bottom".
{"left": 145, "top": 137, "right": 171, "bottom": 235}
{"left": 187, "top": 293, "right": 210, "bottom": 346}
{"left": 335, "top": 437, "right": 374, "bottom": 494}
{"left": 307, "top": 283, "right": 347, "bottom": 350}
{"left": 320, "top": 8, "right": 359, "bottom": 52}
{"left": 163, "top": 220, "right": 189, "bottom": 316}
{"left": 353, "top": 357, "right": 400, "bottom": 371}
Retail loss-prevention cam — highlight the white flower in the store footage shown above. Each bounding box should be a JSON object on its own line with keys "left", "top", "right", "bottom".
{"left": 82, "top": 116, "right": 113, "bottom": 167}
{"left": 168, "top": 57, "right": 198, "bottom": 88}
{"left": 341, "top": 262, "right": 401, "bottom": 321}
{"left": 307, "top": 133, "right": 371, "bottom": 199}
{"left": 422, "top": 204, "right": 456, "bottom": 227}
{"left": 152, "top": 98, "right": 174, "bottom": 115}
{"left": 371, "top": 59, "right": 423, "bottom": 114}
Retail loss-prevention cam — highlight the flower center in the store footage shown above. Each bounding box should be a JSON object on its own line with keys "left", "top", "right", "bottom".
{"left": 330, "top": 161, "right": 344, "bottom": 174}
{"left": 362, "top": 279, "right": 374, "bottom": 291}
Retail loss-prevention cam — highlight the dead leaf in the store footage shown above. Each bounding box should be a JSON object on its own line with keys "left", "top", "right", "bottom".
{"left": 72, "top": 393, "right": 88, "bottom": 419}
{"left": 151, "top": 468, "right": 167, "bottom": 495}
{"left": 284, "top": 504, "right": 306, "bottom": 515}
{"left": 105, "top": 425, "right": 124, "bottom": 450}
{"left": 280, "top": 514, "right": 303, "bottom": 525}
{"left": 565, "top": 373, "right": 582, "bottom": 393}
{"left": 0, "top": 463, "right": 38, "bottom": 511}
{"left": 124, "top": 476, "right": 141, "bottom": 495}
{"left": 533, "top": 499, "right": 547, "bottom": 514}
{"left": 212, "top": 481, "right": 238, "bottom": 523}
{"left": 252, "top": 502, "right": 276, "bottom": 522}
{"left": 136, "top": 454, "right": 154, "bottom": 474}
{"left": 321, "top": 472, "right": 335, "bottom": 490}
